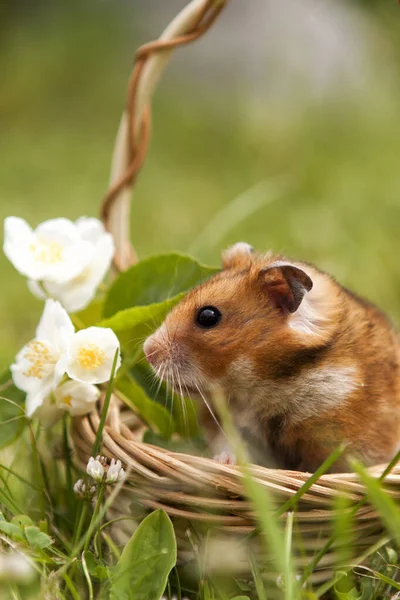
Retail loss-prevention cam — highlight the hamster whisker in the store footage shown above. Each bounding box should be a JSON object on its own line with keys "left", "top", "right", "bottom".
{"left": 152, "top": 363, "right": 167, "bottom": 400}
{"left": 166, "top": 370, "right": 174, "bottom": 418}
{"left": 194, "top": 383, "right": 226, "bottom": 438}
{"left": 173, "top": 364, "right": 189, "bottom": 436}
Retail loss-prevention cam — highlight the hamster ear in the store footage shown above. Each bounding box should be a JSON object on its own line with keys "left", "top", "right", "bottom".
{"left": 258, "top": 263, "right": 313, "bottom": 314}
{"left": 222, "top": 242, "right": 254, "bottom": 270}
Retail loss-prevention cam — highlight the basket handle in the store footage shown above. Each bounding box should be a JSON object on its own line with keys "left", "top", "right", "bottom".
{"left": 101, "top": 0, "right": 228, "bottom": 272}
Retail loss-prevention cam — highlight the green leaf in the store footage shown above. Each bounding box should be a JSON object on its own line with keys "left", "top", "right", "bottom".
{"left": 99, "top": 296, "right": 184, "bottom": 349}
{"left": 104, "top": 252, "right": 218, "bottom": 318}
{"left": 231, "top": 597, "right": 251, "bottom": 600}
{"left": 24, "top": 525, "right": 53, "bottom": 549}
{"left": 117, "top": 376, "right": 175, "bottom": 438}
{"left": 0, "top": 520, "right": 24, "bottom": 540}
{"left": 11, "top": 515, "right": 33, "bottom": 529}
{"left": 0, "top": 370, "right": 27, "bottom": 449}
{"left": 109, "top": 509, "right": 177, "bottom": 600}
{"left": 80, "top": 551, "right": 108, "bottom": 581}
{"left": 333, "top": 585, "right": 361, "bottom": 600}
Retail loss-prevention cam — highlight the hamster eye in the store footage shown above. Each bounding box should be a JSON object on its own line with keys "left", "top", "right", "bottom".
{"left": 196, "top": 306, "right": 222, "bottom": 328}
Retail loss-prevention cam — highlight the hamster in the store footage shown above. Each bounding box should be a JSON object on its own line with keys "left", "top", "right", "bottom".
{"left": 143, "top": 242, "right": 400, "bottom": 472}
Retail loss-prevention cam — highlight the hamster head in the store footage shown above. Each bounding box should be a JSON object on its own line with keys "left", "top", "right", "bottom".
{"left": 143, "top": 242, "right": 332, "bottom": 398}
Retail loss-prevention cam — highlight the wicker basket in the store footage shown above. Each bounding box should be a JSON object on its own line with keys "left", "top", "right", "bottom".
{"left": 71, "top": 397, "right": 399, "bottom": 584}
{"left": 71, "top": 0, "right": 400, "bottom": 587}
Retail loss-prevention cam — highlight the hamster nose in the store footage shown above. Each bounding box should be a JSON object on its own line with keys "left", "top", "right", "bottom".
{"left": 143, "top": 336, "right": 163, "bottom": 367}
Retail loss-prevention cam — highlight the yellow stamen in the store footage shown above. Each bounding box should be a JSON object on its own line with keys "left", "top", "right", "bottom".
{"left": 77, "top": 344, "right": 105, "bottom": 370}
{"left": 22, "top": 341, "right": 56, "bottom": 379}
{"left": 30, "top": 239, "right": 64, "bottom": 264}
{"left": 62, "top": 394, "right": 72, "bottom": 407}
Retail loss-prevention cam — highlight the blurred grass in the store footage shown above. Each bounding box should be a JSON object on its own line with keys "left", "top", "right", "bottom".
{"left": 1, "top": 1, "right": 400, "bottom": 370}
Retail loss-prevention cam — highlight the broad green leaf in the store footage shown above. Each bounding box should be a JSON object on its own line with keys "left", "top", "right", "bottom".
{"left": 99, "top": 296, "right": 183, "bottom": 349}
{"left": 24, "top": 525, "right": 53, "bottom": 549}
{"left": 0, "top": 370, "right": 27, "bottom": 449}
{"left": 104, "top": 252, "right": 218, "bottom": 318}
{"left": 109, "top": 509, "right": 177, "bottom": 600}
{"left": 117, "top": 375, "right": 175, "bottom": 438}
{"left": 231, "top": 597, "right": 251, "bottom": 600}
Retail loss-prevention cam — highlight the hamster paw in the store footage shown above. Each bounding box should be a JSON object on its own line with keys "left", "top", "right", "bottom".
{"left": 213, "top": 450, "right": 236, "bottom": 465}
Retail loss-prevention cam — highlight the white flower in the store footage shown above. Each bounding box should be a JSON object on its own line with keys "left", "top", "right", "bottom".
{"left": 106, "top": 459, "right": 126, "bottom": 484}
{"left": 10, "top": 299, "right": 74, "bottom": 417}
{"left": 74, "top": 478, "right": 97, "bottom": 499}
{"left": 24, "top": 380, "right": 99, "bottom": 426}
{"left": 55, "top": 380, "right": 100, "bottom": 416}
{"left": 4, "top": 217, "right": 93, "bottom": 284}
{"left": 86, "top": 457, "right": 105, "bottom": 482}
{"left": 28, "top": 217, "right": 114, "bottom": 312}
{"left": 65, "top": 327, "right": 121, "bottom": 384}
{"left": 0, "top": 551, "right": 35, "bottom": 583}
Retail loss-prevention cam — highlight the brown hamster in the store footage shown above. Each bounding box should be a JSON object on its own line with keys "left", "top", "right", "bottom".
{"left": 143, "top": 242, "right": 400, "bottom": 472}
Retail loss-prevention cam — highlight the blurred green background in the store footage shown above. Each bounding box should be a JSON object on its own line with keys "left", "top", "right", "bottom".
{"left": 1, "top": 0, "right": 400, "bottom": 369}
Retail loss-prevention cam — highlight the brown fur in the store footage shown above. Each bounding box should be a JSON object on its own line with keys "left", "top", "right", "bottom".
{"left": 144, "top": 243, "right": 400, "bottom": 472}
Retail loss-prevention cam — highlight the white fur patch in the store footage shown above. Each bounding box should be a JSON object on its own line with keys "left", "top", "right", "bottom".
{"left": 289, "top": 292, "right": 329, "bottom": 337}
{"left": 288, "top": 265, "right": 337, "bottom": 339}
{"left": 227, "top": 358, "right": 358, "bottom": 423}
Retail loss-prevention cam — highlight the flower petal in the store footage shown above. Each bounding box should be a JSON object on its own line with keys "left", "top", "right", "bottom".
{"left": 66, "top": 327, "right": 121, "bottom": 384}
{"left": 27, "top": 279, "right": 47, "bottom": 300}
{"left": 36, "top": 299, "right": 74, "bottom": 352}
{"left": 3, "top": 217, "right": 44, "bottom": 279}
{"left": 25, "top": 380, "right": 54, "bottom": 418}
{"left": 75, "top": 217, "right": 106, "bottom": 243}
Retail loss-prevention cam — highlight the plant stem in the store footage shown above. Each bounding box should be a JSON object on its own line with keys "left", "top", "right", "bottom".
{"left": 83, "top": 486, "right": 105, "bottom": 554}
{"left": 81, "top": 550, "right": 94, "bottom": 600}
{"left": 63, "top": 573, "right": 80, "bottom": 600}
{"left": 28, "top": 422, "right": 46, "bottom": 520}
{"left": 73, "top": 502, "right": 88, "bottom": 548}
{"left": 63, "top": 416, "right": 74, "bottom": 517}
{"left": 91, "top": 349, "right": 119, "bottom": 457}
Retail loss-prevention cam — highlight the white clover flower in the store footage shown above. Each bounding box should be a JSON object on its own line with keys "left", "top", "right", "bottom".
{"left": 86, "top": 456, "right": 105, "bottom": 482}
{"left": 28, "top": 217, "right": 114, "bottom": 312}
{"left": 10, "top": 299, "right": 74, "bottom": 417}
{"left": 0, "top": 551, "right": 35, "bottom": 583}
{"left": 65, "top": 327, "right": 121, "bottom": 384}
{"left": 54, "top": 380, "right": 100, "bottom": 416}
{"left": 106, "top": 459, "right": 126, "bottom": 484}
{"left": 4, "top": 217, "right": 93, "bottom": 284}
{"left": 74, "top": 478, "right": 97, "bottom": 499}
